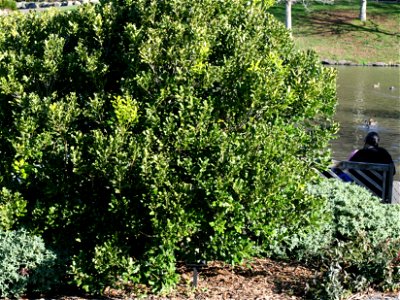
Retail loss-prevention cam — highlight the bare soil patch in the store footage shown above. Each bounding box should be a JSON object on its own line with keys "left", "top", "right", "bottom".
{"left": 307, "top": 10, "right": 398, "bottom": 36}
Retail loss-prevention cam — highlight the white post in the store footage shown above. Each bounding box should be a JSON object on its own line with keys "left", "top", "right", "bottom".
{"left": 285, "top": 0, "right": 293, "bottom": 37}
{"left": 360, "top": 0, "right": 367, "bottom": 22}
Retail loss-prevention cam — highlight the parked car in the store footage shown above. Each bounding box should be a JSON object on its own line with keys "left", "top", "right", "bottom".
{"left": 16, "top": 2, "right": 26, "bottom": 9}
{"left": 25, "top": 2, "right": 37, "bottom": 8}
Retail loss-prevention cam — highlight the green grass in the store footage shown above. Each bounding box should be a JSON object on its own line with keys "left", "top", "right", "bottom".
{"left": 0, "top": 0, "right": 17, "bottom": 10}
{"left": 268, "top": 0, "right": 400, "bottom": 64}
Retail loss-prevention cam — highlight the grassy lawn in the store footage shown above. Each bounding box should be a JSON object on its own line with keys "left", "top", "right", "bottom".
{"left": 268, "top": 0, "right": 400, "bottom": 64}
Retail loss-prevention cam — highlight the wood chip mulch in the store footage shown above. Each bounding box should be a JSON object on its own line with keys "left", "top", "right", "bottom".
{"left": 25, "top": 258, "right": 399, "bottom": 300}
{"left": 102, "top": 258, "right": 399, "bottom": 300}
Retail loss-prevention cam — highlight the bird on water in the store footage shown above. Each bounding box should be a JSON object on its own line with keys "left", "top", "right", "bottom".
{"left": 364, "top": 118, "right": 377, "bottom": 129}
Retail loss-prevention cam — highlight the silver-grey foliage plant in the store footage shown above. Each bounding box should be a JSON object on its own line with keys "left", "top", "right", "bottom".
{"left": 270, "top": 179, "right": 400, "bottom": 298}
{"left": 0, "top": 230, "right": 58, "bottom": 298}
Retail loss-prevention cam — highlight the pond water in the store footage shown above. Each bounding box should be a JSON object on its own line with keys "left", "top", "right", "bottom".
{"left": 329, "top": 66, "right": 400, "bottom": 180}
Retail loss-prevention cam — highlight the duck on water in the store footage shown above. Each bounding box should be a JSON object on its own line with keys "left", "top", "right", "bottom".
{"left": 364, "top": 118, "right": 378, "bottom": 130}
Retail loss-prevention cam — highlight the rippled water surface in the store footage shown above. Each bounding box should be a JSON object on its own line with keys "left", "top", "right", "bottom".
{"left": 330, "top": 66, "right": 400, "bottom": 179}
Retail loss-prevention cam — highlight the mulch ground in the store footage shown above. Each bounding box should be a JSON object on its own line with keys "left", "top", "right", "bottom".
{"left": 156, "top": 258, "right": 315, "bottom": 300}
{"left": 19, "top": 259, "right": 398, "bottom": 300}
{"left": 49, "top": 258, "right": 397, "bottom": 300}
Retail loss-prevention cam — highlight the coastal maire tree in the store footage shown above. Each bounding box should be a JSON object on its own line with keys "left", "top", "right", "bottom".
{"left": 0, "top": 0, "right": 337, "bottom": 294}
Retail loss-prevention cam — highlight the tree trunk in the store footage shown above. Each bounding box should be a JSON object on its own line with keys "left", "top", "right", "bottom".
{"left": 285, "top": 0, "right": 293, "bottom": 36}
{"left": 360, "top": 0, "right": 367, "bottom": 22}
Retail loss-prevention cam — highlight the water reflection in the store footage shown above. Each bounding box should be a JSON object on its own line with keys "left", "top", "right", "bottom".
{"left": 330, "top": 66, "right": 400, "bottom": 180}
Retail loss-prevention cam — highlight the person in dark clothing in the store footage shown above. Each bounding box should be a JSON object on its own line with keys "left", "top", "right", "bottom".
{"left": 349, "top": 131, "right": 396, "bottom": 200}
{"left": 349, "top": 132, "right": 395, "bottom": 168}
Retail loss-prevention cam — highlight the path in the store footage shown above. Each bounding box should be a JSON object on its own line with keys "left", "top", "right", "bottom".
{"left": 392, "top": 180, "right": 400, "bottom": 204}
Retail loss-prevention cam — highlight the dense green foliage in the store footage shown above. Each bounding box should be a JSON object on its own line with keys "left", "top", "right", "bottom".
{"left": 270, "top": 179, "right": 400, "bottom": 299}
{"left": 0, "top": 0, "right": 16, "bottom": 10}
{"left": 0, "top": 187, "right": 27, "bottom": 230}
{"left": 0, "top": 0, "right": 337, "bottom": 293}
{"left": 0, "top": 229, "right": 59, "bottom": 298}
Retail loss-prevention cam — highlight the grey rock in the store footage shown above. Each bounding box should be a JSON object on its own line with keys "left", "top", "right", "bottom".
{"left": 337, "top": 60, "right": 352, "bottom": 65}
{"left": 372, "top": 62, "right": 387, "bottom": 67}
{"left": 321, "top": 59, "right": 337, "bottom": 65}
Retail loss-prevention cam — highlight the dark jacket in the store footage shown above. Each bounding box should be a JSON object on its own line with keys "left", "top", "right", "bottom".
{"left": 349, "top": 146, "right": 395, "bottom": 170}
{"left": 349, "top": 146, "right": 395, "bottom": 200}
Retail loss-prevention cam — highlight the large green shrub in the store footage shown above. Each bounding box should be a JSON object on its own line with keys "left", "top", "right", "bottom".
{"left": 0, "top": 0, "right": 337, "bottom": 293}
{"left": 270, "top": 179, "right": 400, "bottom": 299}
{"left": 0, "top": 229, "right": 59, "bottom": 298}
